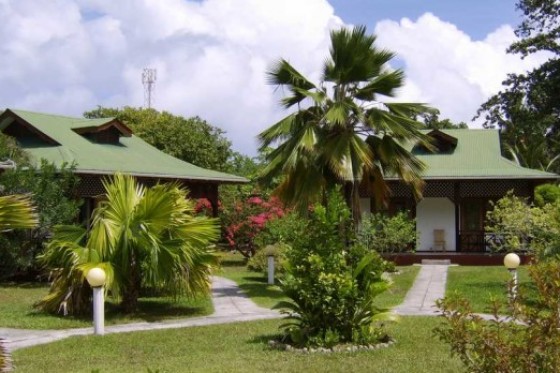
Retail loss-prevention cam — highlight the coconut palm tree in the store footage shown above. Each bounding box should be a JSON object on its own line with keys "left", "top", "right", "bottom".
{"left": 37, "top": 173, "right": 219, "bottom": 314}
{"left": 259, "top": 25, "right": 431, "bottom": 221}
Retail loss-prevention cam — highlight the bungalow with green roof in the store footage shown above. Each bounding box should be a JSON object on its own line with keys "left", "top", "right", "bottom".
{"left": 0, "top": 108, "right": 247, "bottom": 217}
{"left": 359, "top": 129, "right": 558, "bottom": 253}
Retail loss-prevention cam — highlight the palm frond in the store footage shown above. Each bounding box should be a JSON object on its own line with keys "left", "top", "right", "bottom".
{"left": 0, "top": 194, "right": 38, "bottom": 230}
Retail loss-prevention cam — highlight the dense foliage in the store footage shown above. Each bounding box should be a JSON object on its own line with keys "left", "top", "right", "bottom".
{"left": 477, "top": 0, "right": 560, "bottom": 172}
{"left": 84, "top": 106, "right": 234, "bottom": 172}
{"left": 534, "top": 183, "right": 560, "bottom": 206}
{"left": 436, "top": 259, "right": 560, "bottom": 372}
{"left": 0, "top": 161, "right": 80, "bottom": 279}
{"left": 277, "top": 192, "right": 393, "bottom": 347}
{"left": 484, "top": 192, "right": 560, "bottom": 258}
{"left": 356, "top": 212, "right": 417, "bottom": 253}
{"left": 258, "top": 25, "right": 431, "bottom": 219}
{"left": 37, "top": 174, "right": 219, "bottom": 315}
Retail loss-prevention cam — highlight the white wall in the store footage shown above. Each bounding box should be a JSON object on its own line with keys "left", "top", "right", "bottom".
{"left": 359, "top": 198, "right": 371, "bottom": 217}
{"left": 416, "top": 197, "right": 456, "bottom": 251}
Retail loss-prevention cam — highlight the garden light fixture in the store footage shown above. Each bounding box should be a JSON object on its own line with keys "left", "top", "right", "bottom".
{"left": 86, "top": 267, "right": 106, "bottom": 335}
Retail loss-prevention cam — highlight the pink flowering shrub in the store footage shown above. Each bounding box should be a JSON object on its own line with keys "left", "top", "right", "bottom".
{"left": 195, "top": 198, "right": 214, "bottom": 216}
{"left": 221, "top": 196, "right": 286, "bottom": 257}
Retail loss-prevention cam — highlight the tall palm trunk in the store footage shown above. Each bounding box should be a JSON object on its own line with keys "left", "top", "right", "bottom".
{"left": 121, "top": 253, "right": 141, "bottom": 313}
{"left": 344, "top": 180, "right": 362, "bottom": 227}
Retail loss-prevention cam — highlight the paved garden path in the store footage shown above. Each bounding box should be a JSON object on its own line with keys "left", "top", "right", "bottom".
{"left": 392, "top": 264, "right": 449, "bottom": 316}
{"left": 0, "top": 276, "right": 280, "bottom": 351}
{"left": 1, "top": 265, "right": 452, "bottom": 351}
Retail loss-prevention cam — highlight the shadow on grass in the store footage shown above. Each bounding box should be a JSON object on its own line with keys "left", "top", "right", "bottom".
{"left": 0, "top": 282, "right": 48, "bottom": 289}
{"left": 21, "top": 297, "right": 211, "bottom": 325}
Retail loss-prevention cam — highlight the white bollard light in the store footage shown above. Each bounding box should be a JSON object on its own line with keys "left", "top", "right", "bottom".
{"left": 86, "top": 267, "right": 106, "bottom": 335}
{"left": 503, "top": 253, "right": 521, "bottom": 300}
{"left": 267, "top": 255, "right": 275, "bottom": 285}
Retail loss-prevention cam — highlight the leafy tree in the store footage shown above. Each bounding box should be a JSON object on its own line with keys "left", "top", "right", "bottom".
{"left": 477, "top": 0, "right": 560, "bottom": 172}
{"left": 37, "top": 174, "right": 219, "bottom": 314}
{"left": 534, "top": 183, "right": 560, "bottom": 206}
{"left": 420, "top": 111, "right": 468, "bottom": 130}
{"left": 0, "top": 161, "right": 80, "bottom": 279}
{"left": 0, "top": 133, "right": 29, "bottom": 166}
{"left": 258, "top": 25, "right": 431, "bottom": 221}
{"left": 84, "top": 106, "right": 234, "bottom": 171}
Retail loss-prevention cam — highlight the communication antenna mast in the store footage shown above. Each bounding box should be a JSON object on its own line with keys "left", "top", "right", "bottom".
{"left": 142, "top": 68, "right": 157, "bottom": 108}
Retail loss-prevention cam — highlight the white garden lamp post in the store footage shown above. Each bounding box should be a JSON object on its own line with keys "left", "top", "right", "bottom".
{"left": 86, "top": 267, "right": 106, "bottom": 335}
{"left": 267, "top": 254, "right": 275, "bottom": 285}
{"left": 503, "top": 253, "right": 521, "bottom": 300}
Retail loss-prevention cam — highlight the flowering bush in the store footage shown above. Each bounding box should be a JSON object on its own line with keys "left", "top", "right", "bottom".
{"left": 194, "top": 198, "right": 214, "bottom": 216}
{"left": 221, "top": 195, "right": 286, "bottom": 257}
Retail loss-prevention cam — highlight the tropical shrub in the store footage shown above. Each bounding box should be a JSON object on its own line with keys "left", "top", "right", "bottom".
{"left": 221, "top": 195, "right": 285, "bottom": 257}
{"left": 435, "top": 259, "right": 560, "bottom": 372}
{"left": 277, "top": 192, "right": 392, "bottom": 348}
{"left": 37, "top": 174, "right": 219, "bottom": 315}
{"left": 356, "top": 212, "right": 416, "bottom": 253}
{"left": 247, "top": 243, "right": 289, "bottom": 274}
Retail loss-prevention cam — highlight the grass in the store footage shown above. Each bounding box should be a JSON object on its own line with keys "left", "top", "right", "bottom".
{"left": 0, "top": 282, "right": 212, "bottom": 330}
{"left": 13, "top": 317, "right": 464, "bottom": 373}
{"left": 375, "top": 266, "right": 420, "bottom": 309}
{"left": 218, "top": 251, "right": 287, "bottom": 309}
{"left": 218, "top": 251, "right": 420, "bottom": 310}
{"left": 446, "top": 266, "right": 531, "bottom": 313}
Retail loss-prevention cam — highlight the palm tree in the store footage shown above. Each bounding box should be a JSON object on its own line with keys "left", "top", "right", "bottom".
{"left": 37, "top": 173, "right": 219, "bottom": 314}
{"left": 259, "top": 26, "right": 431, "bottom": 221}
{"left": 0, "top": 194, "right": 38, "bottom": 230}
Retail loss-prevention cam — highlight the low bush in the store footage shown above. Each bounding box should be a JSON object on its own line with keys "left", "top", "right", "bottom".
{"left": 435, "top": 259, "right": 560, "bottom": 372}
{"left": 356, "top": 212, "right": 416, "bottom": 253}
{"left": 277, "top": 192, "right": 393, "bottom": 348}
{"left": 247, "top": 243, "right": 288, "bottom": 274}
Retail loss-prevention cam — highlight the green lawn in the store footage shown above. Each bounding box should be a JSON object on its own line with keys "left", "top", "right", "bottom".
{"left": 0, "top": 282, "right": 212, "bottom": 330}
{"left": 218, "top": 251, "right": 420, "bottom": 310}
{"left": 446, "top": 266, "right": 531, "bottom": 313}
{"left": 13, "top": 317, "right": 464, "bottom": 373}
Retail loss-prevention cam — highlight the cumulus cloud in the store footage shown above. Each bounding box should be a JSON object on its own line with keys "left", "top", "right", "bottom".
{"left": 374, "top": 13, "right": 550, "bottom": 126}
{"left": 0, "top": 0, "right": 342, "bottom": 154}
{"left": 0, "top": 2, "right": 551, "bottom": 156}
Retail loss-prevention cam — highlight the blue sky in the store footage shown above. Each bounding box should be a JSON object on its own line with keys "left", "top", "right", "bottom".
{"left": 330, "top": 0, "right": 521, "bottom": 40}
{"left": 0, "top": 0, "right": 546, "bottom": 155}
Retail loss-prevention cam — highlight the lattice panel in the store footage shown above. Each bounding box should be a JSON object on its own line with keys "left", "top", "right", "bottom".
{"left": 459, "top": 180, "right": 531, "bottom": 198}
{"left": 423, "top": 182, "right": 454, "bottom": 198}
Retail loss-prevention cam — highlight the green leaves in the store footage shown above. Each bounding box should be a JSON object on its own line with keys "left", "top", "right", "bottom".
{"left": 38, "top": 173, "right": 219, "bottom": 315}
{"left": 259, "top": 25, "right": 432, "bottom": 215}
{"left": 0, "top": 194, "right": 38, "bottom": 231}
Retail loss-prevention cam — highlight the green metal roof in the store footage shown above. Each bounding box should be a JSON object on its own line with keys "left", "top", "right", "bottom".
{"left": 0, "top": 109, "right": 247, "bottom": 183}
{"left": 391, "top": 129, "right": 558, "bottom": 180}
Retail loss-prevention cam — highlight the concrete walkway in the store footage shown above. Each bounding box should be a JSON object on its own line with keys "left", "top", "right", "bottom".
{"left": 392, "top": 264, "right": 449, "bottom": 316}
{"left": 1, "top": 265, "right": 452, "bottom": 351}
{"left": 0, "top": 276, "right": 280, "bottom": 351}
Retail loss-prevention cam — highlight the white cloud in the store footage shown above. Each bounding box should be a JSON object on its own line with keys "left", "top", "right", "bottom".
{"left": 0, "top": 0, "right": 342, "bottom": 154}
{"left": 374, "top": 13, "right": 550, "bottom": 126}
{"left": 0, "top": 2, "right": 551, "bottom": 157}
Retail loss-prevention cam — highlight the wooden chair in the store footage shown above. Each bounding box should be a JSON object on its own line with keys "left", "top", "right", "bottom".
{"left": 433, "top": 229, "right": 446, "bottom": 252}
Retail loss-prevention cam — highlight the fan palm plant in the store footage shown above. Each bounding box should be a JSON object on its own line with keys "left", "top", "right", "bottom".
{"left": 37, "top": 173, "right": 219, "bottom": 314}
{"left": 0, "top": 194, "right": 38, "bottom": 230}
{"left": 259, "top": 25, "right": 432, "bottom": 220}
